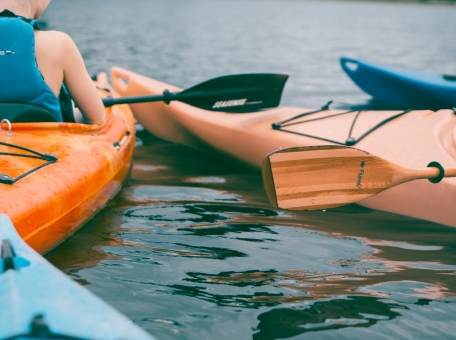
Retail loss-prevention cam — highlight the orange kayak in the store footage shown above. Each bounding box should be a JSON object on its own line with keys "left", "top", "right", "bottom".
{"left": 0, "top": 73, "right": 135, "bottom": 254}
{"left": 111, "top": 67, "right": 456, "bottom": 228}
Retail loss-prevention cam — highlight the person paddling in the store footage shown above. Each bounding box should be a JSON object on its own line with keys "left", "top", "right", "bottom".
{"left": 0, "top": 0, "right": 105, "bottom": 124}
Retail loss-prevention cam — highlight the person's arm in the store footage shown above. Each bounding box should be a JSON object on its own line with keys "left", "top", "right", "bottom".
{"left": 60, "top": 34, "right": 106, "bottom": 125}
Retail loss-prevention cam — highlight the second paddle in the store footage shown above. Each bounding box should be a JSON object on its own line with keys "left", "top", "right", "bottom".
{"left": 262, "top": 145, "right": 455, "bottom": 211}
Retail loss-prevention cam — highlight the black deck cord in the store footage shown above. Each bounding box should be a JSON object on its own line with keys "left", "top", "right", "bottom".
{"left": 345, "top": 110, "right": 363, "bottom": 145}
{"left": 272, "top": 101, "right": 334, "bottom": 129}
{"left": 278, "top": 109, "right": 357, "bottom": 129}
{"left": 5, "top": 314, "right": 91, "bottom": 340}
{"left": 271, "top": 100, "right": 413, "bottom": 146}
{"left": 1, "top": 239, "right": 16, "bottom": 272}
{"left": 0, "top": 141, "right": 58, "bottom": 185}
{"left": 345, "top": 109, "right": 413, "bottom": 146}
{"left": 0, "top": 152, "right": 50, "bottom": 160}
{"left": 3, "top": 159, "right": 57, "bottom": 185}
{"left": 0, "top": 141, "right": 55, "bottom": 159}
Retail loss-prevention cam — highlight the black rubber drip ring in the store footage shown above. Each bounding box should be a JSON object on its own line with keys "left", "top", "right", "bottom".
{"left": 163, "top": 89, "right": 173, "bottom": 105}
{"left": 427, "top": 161, "right": 445, "bottom": 184}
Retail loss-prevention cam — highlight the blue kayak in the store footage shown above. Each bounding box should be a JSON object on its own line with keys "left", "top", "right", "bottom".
{"left": 340, "top": 56, "right": 456, "bottom": 109}
{"left": 0, "top": 214, "right": 155, "bottom": 340}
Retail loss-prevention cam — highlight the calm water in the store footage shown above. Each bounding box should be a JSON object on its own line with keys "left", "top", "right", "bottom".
{"left": 43, "top": 1, "right": 456, "bottom": 339}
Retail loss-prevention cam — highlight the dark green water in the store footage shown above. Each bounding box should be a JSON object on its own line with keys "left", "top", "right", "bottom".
{"left": 43, "top": 1, "right": 456, "bottom": 339}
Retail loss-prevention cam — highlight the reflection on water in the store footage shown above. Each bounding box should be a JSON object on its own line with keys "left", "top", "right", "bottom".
{"left": 46, "top": 133, "right": 456, "bottom": 340}
{"left": 124, "top": 204, "right": 278, "bottom": 228}
{"left": 42, "top": 0, "right": 456, "bottom": 339}
{"left": 124, "top": 186, "right": 243, "bottom": 203}
{"left": 253, "top": 296, "right": 404, "bottom": 339}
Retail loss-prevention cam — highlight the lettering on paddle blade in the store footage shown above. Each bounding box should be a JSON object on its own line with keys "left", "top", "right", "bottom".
{"left": 356, "top": 161, "right": 365, "bottom": 188}
{"left": 212, "top": 99, "right": 247, "bottom": 108}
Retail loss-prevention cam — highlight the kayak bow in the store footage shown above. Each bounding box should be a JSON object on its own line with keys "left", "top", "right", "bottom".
{"left": 0, "top": 214, "right": 155, "bottom": 340}
{"left": 340, "top": 56, "right": 456, "bottom": 109}
{"left": 111, "top": 67, "right": 456, "bottom": 227}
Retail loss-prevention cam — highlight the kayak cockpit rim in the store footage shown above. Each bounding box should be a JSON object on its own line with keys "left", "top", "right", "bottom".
{"left": 1, "top": 109, "right": 112, "bottom": 132}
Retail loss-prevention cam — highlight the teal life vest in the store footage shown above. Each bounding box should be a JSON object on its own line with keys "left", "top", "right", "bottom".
{"left": 0, "top": 10, "right": 73, "bottom": 122}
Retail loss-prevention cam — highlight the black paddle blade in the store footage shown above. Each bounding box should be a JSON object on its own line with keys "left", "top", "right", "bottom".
{"left": 175, "top": 73, "right": 289, "bottom": 113}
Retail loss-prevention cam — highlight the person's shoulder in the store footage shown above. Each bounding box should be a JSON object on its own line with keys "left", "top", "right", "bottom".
{"left": 35, "top": 30, "right": 72, "bottom": 44}
{"left": 35, "top": 30, "right": 79, "bottom": 54}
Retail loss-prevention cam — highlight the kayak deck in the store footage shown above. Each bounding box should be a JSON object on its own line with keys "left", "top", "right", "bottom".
{"left": 111, "top": 67, "right": 456, "bottom": 227}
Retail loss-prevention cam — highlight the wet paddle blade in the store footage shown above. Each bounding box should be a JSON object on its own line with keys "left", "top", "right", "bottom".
{"left": 262, "top": 145, "right": 434, "bottom": 211}
{"left": 174, "top": 73, "right": 288, "bottom": 112}
{"left": 103, "top": 73, "right": 288, "bottom": 112}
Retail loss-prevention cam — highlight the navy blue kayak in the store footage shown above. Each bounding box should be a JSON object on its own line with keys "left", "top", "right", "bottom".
{"left": 340, "top": 57, "right": 456, "bottom": 109}
{"left": 0, "top": 214, "right": 155, "bottom": 340}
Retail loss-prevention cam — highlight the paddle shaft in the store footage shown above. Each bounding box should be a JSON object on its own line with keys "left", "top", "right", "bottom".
{"left": 444, "top": 167, "right": 456, "bottom": 177}
{"left": 103, "top": 92, "right": 171, "bottom": 107}
{"left": 406, "top": 166, "right": 456, "bottom": 182}
{"left": 102, "top": 88, "right": 262, "bottom": 107}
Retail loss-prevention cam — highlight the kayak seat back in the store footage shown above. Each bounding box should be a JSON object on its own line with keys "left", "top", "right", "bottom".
{"left": 0, "top": 103, "right": 58, "bottom": 123}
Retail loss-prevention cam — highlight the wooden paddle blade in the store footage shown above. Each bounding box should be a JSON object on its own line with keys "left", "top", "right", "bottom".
{"left": 176, "top": 73, "right": 288, "bottom": 112}
{"left": 262, "top": 145, "right": 405, "bottom": 211}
